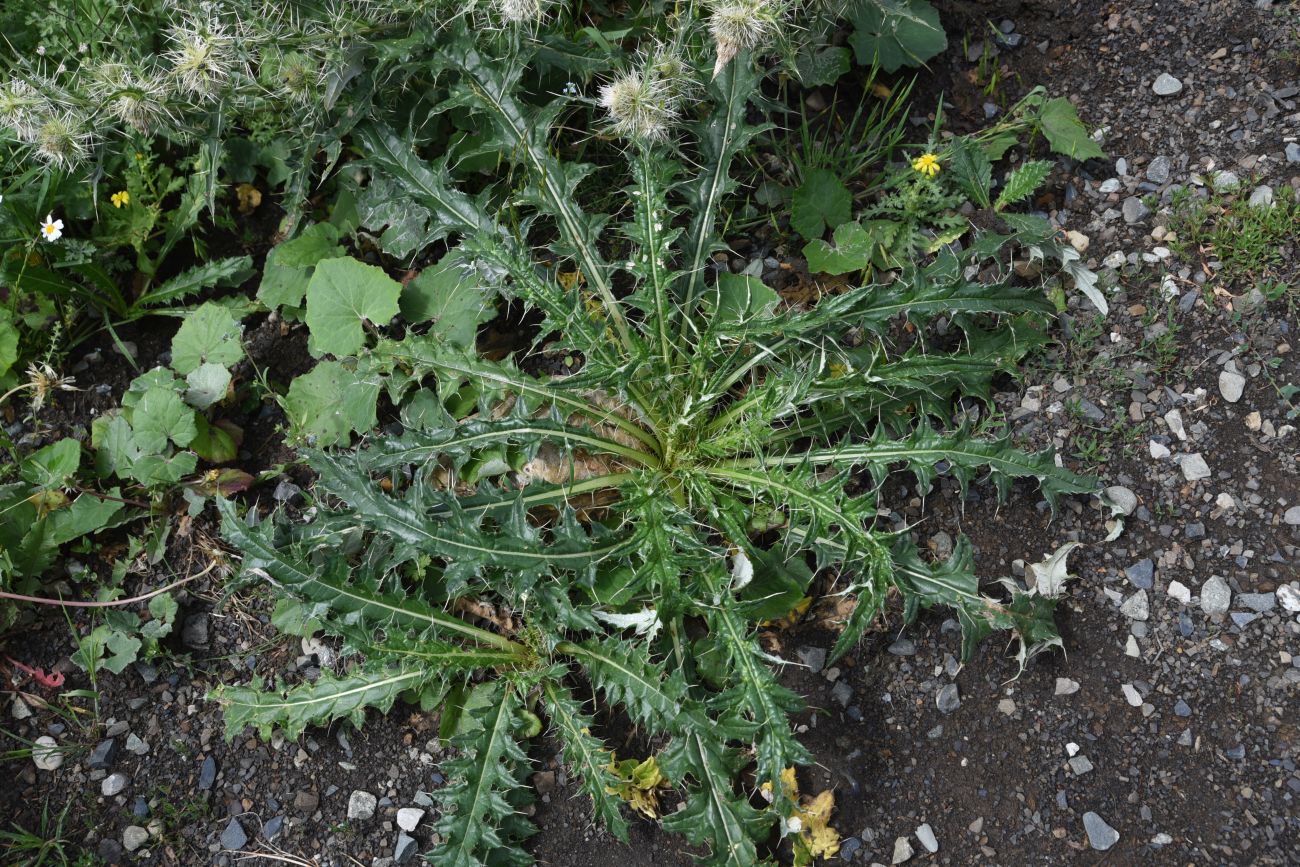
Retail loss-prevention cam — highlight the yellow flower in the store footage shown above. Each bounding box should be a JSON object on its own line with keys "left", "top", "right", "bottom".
{"left": 911, "top": 152, "right": 941, "bottom": 178}
{"left": 110, "top": 190, "right": 130, "bottom": 208}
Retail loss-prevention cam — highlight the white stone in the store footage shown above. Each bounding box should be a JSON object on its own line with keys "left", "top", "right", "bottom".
{"left": 1152, "top": 73, "right": 1183, "bottom": 96}
{"left": 1247, "top": 185, "right": 1273, "bottom": 209}
{"left": 1284, "top": 506, "right": 1300, "bottom": 525}
{"left": 1200, "top": 575, "right": 1232, "bottom": 616}
{"left": 997, "top": 698, "right": 1017, "bottom": 715}
{"left": 1105, "top": 486, "right": 1138, "bottom": 515}
{"left": 1164, "top": 409, "right": 1187, "bottom": 440}
{"left": 1179, "top": 453, "right": 1211, "bottom": 481}
{"left": 1276, "top": 585, "right": 1300, "bottom": 613}
{"left": 1066, "top": 230, "right": 1090, "bottom": 253}
{"left": 1245, "top": 411, "right": 1262, "bottom": 431}
{"left": 1121, "top": 683, "right": 1143, "bottom": 706}
{"left": 1066, "top": 742, "right": 1080, "bottom": 757}
{"left": 1125, "top": 635, "right": 1141, "bottom": 658}
{"left": 1218, "top": 370, "right": 1246, "bottom": 403}
{"left": 1055, "top": 677, "right": 1080, "bottom": 696}
{"left": 1167, "top": 581, "right": 1192, "bottom": 605}
{"left": 397, "top": 808, "right": 425, "bottom": 832}
{"left": 1215, "top": 492, "right": 1235, "bottom": 511}
{"left": 10, "top": 696, "right": 32, "bottom": 720}
{"left": 347, "top": 790, "right": 378, "bottom": 821}
{"left": 1120, "top": 590, "right": 1150, "bottom": 621}
{"left": 1102, "top": 251, "right": 1127, "bottom": 269}
{"left": 892, "top": 835, "right": 914, "bottom": 864}
{"left": 102, "top": 772, "right": 129, "bottom": 797}
{"left": 916, "top": 823, "right": 939, "bottom": 854}
{"left": 32, "top": 736, "right": 63, "bottom": 771}
{"left": 123, "top": 826, "right": 149, "bottom": 851}
{"left": 1149, "top": 440, "right": 1171, "bottom": 459}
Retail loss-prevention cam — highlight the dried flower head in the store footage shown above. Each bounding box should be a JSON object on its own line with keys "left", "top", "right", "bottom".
{"left": 496, "top": 0, "right": 544, "bottom": 24}
{"left": 708, "top": 0, "right": 781, "bottom": 76}
{"left": 166, "top": 13, "right": 240, "bottom": 100}
{"left": 87, "top": 63, "right": 171, "bottom": 133}
{"left": 33, "top": 111, "right": 93, "bottom": 170}
{"left": 599, "top": 70, "right": 676, "bottom": 144}
{"left": 0, "top": 79, "right": 46, "bottom": 142}
{"left": 25, "top": 362, "right": 79, "bottom": 412}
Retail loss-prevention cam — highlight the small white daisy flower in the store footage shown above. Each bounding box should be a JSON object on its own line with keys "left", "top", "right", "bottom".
{"left": 40, "top": 214, "right": 63, "bottom": 242}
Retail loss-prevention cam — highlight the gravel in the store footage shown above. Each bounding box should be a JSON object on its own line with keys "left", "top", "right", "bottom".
{"left": 122, "top": 826, "right": 149, "bottom": 852}
{"left": 1199, "top": 575, "right": 1232, "bottom": 616}
{"left": 915, "top": 822, "right": 939, "bottom": 853}
{"left": 101, "top": 772, "right": 128, "bottom": 797}
{"left": 1120, "top": 590, "right": 1150, "bottom": 620}
{"left": 397, "top": 807, "right": 424, "bottom": 832}
{"left": 348, "top": 789, "right": 378, "bottom": 821}
{"left": 1178, "top": 453, "right": 1211, "bottom": 481}
{"left": 220, "top": 818, "right": 248, "bottom": 850}
{"left": 31, "top": 736, "right": 62, "bottom": 771}
{"left": 1218, "top": 369, "right": 1246, "bottom": 402}
{"left": 935, "top": 684, "right": 960, "bottom": 714}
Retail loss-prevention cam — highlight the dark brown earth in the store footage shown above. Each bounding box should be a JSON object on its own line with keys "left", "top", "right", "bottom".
{"left": 4, "top": 1, "right": 1299, "bottom": 866}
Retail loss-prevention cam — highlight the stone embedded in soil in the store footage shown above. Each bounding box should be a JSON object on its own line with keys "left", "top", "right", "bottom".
{"left": 396, "top": 832, "right": 420, "bottom": 864}
{"left": 1230, "top": 612, "right": 1260, "bottom": 628}
{"left": 1167, "top": 581, "right": 1192, "bottom": 606}
{"left": 1124, "top": 558, "right": 1154, "bottom": 589}
{"left": 1055, "top": 677, "right": 1080, "bottom": 696}
{"left": 397, "top": 807, "right": 425, "bottom": 832}
{"left": 88, "top": 738, "right": 118, "bottom": 770}
{"left": 1152, "top": 73, "right": 1183, "bottom": 95}
{"left": 182, "top": 613, "right": 210, "bottom": 650}
{"left": 1069, "top": 755, "right": 1094, "bottom": 775}
{"left": 1122, "top": 196, "right": 1150, "bottom": 223}
{"left": 1211, "top": 170, "right": 1240, "bottom": 192}
{"left": 221, "top": 818, "right": 248, "bottom": 850}
{"left": 997, "top": 699, "right": 1017, "bottom": 715}
{"left": 916, "top": 823, "right": 939, "bottom": 853}
{"left": 1105, "top": 486, "right": 1138, "bottom": 516}
{"left": 1149, "top": 440, "right": 1171, "bottom": 459}
{"left": 1120, "top": 590, "right": 1150, "bottom": 621}
{"left": 1121, "top": 683, "right": 1143, "bottom": 707}
{"left": 198, "top": 755, "right": 218, "bottom": 790}
{"left": 125, "top": 733, "right": 148, "bottom": 756}
{"left": 32, "top": 736, "right": 62, "bottom": 771}
{"left": 1200, "top": 575, "right": 1232, "bottom": 616}
{"left": 294, "top": 790, "right": 319, "bottom": 813}
{"left": 123, "top": 825, "right": 149, "bottom": 852}
{"left": 1248, "top": 185, "right": 1274, "bottom": 209}
{"left": 101, "top": 772, "right": 129, "bottom": 797}
{"left": 348, "top": 789, "right": 378, "bottom": 821}
{"left": 1164, "top": 409, "right": 1187, "bottom": 440}
{"left": 1287, "top": 142, "right": 1300, "bottom": 163}
{"left": 11, "top": 696, "right": 32, "bottom": 720}
{"left": 796, "top": 646, "right": 827, "bottom": 672}
{"left": 1083, "top": 812, "right": 1120, "bottom": 851}
{"left": 264, "top": 815, "right": 284, "bottom": 840}
{"left": 1218, "top": 370, "right": 1246, "bottom": 402}
{"left": 1174, "top": 700, "right": 1192, "bottom": 717}
{"left": 1283, "top": 506, "right": 1300, "bottom": 525}
{"left": 1179, "top": 453, "right": 1211, "bottom": 481}
{"left": 887, "top": 637, "right": 916, "bottom": 657}
{"left": 1236, "top": 592, "right": 1275, "bottom": 613}
{"left": 892, "top": 835, "right": 915, "bottom": 863}
{"left": 1277, "top": 585, "right": 1300, "bottom": 613}
{"left": 1146, "top": 155, "right": 1171, "bottom": 184}
{"left": 936, "top": 684, "right": 960, "bottom": 715}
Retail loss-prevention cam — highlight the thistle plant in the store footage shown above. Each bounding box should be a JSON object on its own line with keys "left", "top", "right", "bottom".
{"left": 213, "top": 27, "right": 1095, "bottom": 866}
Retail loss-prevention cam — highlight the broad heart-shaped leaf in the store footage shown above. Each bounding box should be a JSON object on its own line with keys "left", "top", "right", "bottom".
{"left": 848, "top": 0, "right": 947, "bottom": 73}
{"left": 304, "top": 258, "right": 402, "bottom": 358}
{"left": 1039, "top": 98, "right": 1106, "bottom": 161}
{"left": 171, "top": 302, "right": 244, "bottom": 375}
{"left": 790, "top": 168, "right": 851, "bottom": 239}
{"left": 400, "top": 252, "right": 494, "bottom": 347}
{"left": 283, "top": 360, "right": 380, "bottom": 446}
{"left": 184, "top": 362, "right": 231, "bottom": 410}
{"left": 710, "top": 273, "right": 780, "bottom": 325}
{"left": 258, "top": 222, "right": 345, "bottom": 310}
{"left": 132, "top": 385, "right": 198, "bottom": 453}
{"left": 20, "top": 438, "right": 81, "bottom": 490}
{"left": 803, "top": 221, "right": 886, "bottom": 275}
{"left": 795, "top": 45, "right": 851, "bottom": 87}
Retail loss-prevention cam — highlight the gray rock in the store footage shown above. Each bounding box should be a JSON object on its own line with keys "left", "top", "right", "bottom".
{"left": 88, "top": 738, "right": 118, "bottom": 770}
{"left": 1124, "top": 559, "right": 1154, "bottom": 589}
{"left": 1218, "top": 370, "right": 1246, "bottom": 402}
{"left": 1069, "top": 755, "right": 1094, "bottom": 775}
{"left": 1120, "top": 590, "right": 1150, "bottom": 621}
{"left": 1283, "top": 506, "right": 1300, "bottom": 525}
{"left": 395, "top": 832, "right": 420, "bottom": 864}
{"left": 830, "top": 680, "right": 853, "bottom": 707}
{"left": 1248, "top": 185, "right": 1274, "bottom": 209}
{"left": 1083, "top": 812, "right": 1120, "bottom": 850}
{"left": 123, "top": 826, "right": 149, "bottom": 852}
{"left": 263, "top": 815, "right": 284, "bottom": 840}
{"left": 1200, "top": 575, "right": 1232, "bottom": 616}
{"left": 220, "top": 818, "right": 248, "bottom": 851}
{"left": 1287, "top": 142, "right": 1300, "bottom": 164}
{"left": 1145, "top": 156, "right": 1171, "bottom": 184}
{"left": 1105, "top": 485, "right": 1138, "bottom": 516}
{"left": 936, "top": 684, "right": 960, "bottom": 715}
{"left": 181, "top": 613, "right": 210, "bottom": 650}
{"left": 796, "top": 646, "right": 827, "bottom": 673}
{"left": 1152, "top": 74, "right": 1182, "bottom": 96}
{"left": 125, "top": 733, "right": 149, "bottom": 756}
{"left": 1278, "top": 585, "right": 1300, "bottom": 613}
{"left": 198, "top": 755, "right": 218, "bottom": 790}
{"left": 348, "top": 790, "right": 378, "bottom": 821}
{"left": 1167, "top": 581, "right": 1192, "bottom": 605}
{"left": 892, "top": 836, "right": 914, "bottom": 864}
{"left": 1054, "top": 677, "right": 1080, "bottom": 696}
{"left": 397, "top": 807, "right": 424, "bottom": 832}
{"left": 915, "top": 823, "right": 939, "bottom": 853}
{"left": 101, "top": 772, "right": 129, "bottom": 797}
{"left": 1230, "top": 611, "right": 1259, "bottom": 628}
{"left": 886, "top": 638, "right": 916, "bottom": 657}
{"left": 1174, "top": 700, "right": 1192, "bottom": 717}
{"left": 1179, "top": 453, "right": 1211, "bottom": 481}
{"left": 1098, "top": 178, "right": 1122, "bottom": 193}
{"left": 1237, "top": 592, "right": 1276, "bottom": 612}
{"left": 1211, "top": 170, "right": 1240, "bottom": 192}
{"left": 1122, "top": 196, "right": 1150, "bottom": 223}
{"left": 1122, "top": 683, "right": 1143, "bottom": 707}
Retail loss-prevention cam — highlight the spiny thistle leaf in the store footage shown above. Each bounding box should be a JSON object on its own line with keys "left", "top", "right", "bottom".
{"left": 660, "top": 730, "right": 772, "bottom": 867}
{"left": 541, "top": 680, "right": 630, "bottom": 840}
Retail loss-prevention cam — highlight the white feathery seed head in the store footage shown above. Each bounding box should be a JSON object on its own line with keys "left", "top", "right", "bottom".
{"left": 87, "top": 63, "right": 171, "bottom": 133}
{"left": 0, "top": 79, "right": 46, "bottom": 142}
{"left": 496, "top": 0, "right": 545, "bottom": 24}
{"left": 598, "top": 69, "right": 676, "bottom": 144}
{"left": 708, "top": 0, "right": 781, "bottom": 76}
{"left": 33, "top": 110, "right": 93, "bottom": 170}
{"left": 165, "top": 12, "right": 240, "bottom": 100}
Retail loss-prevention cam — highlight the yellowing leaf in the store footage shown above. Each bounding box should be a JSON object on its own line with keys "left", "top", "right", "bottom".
{"left": 605, "top": 755, "right": 668, "bottom": 819}
{"left": 768, "top": 767, "right": 841, "bottom": 866}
